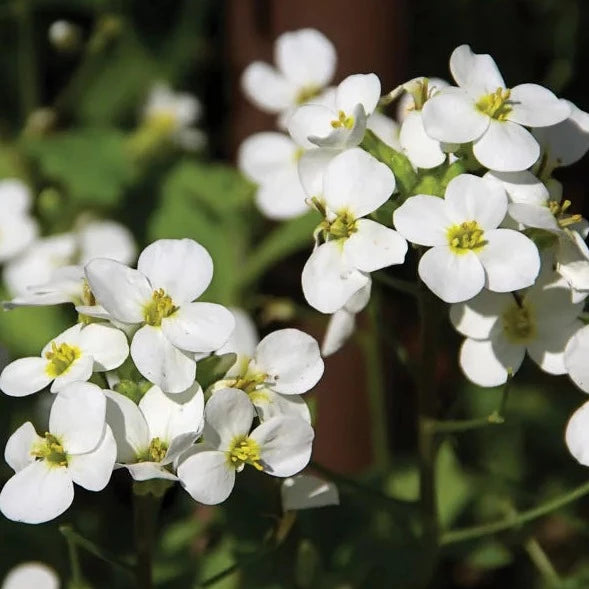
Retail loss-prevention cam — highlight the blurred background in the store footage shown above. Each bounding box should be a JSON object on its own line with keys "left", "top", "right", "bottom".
{"left": 1, "top": 0, "right": 589, "bottom": 587}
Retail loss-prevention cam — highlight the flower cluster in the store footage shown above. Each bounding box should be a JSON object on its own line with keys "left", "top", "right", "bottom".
{"left": 0, "top": 238, "right": 323, "bottom": 523}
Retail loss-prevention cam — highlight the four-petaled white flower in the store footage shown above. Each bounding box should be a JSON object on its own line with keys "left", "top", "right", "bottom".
{"left": 0, "top": 323, "right": 129, "bottom": 397}
{"left": 422, "top": 45, "right": 570, "bottom": 172}
{"left": 302, "top": 148, "right": 407, "bottom": 313}
{"left": 0, "top": 179, "right": 38, "bottom": 264}
{"left": 177, "top": 387, "right": 314, "bottom": 505}
{"left": 0, "top": 382, "right": 116, "bottom": 524}
{"left": 215, "top": 328, "right": 323, "bottom": 422}
{"left": 393, "top": 174, "right": 540, "bottom": 303}
{"left": 242, "top": 28, "right": 336, "bottom": 128}
{"left": 450, "top": 280, "right": 583, "bottom": 387}
{"left": 238, "top": 132, "right": 309, "bottom": 219}
{"left": 85, "top": 239, "right": 235, "bottom": 393}
{"left": 105, "top": 383, "right": 203, "bottom": 481}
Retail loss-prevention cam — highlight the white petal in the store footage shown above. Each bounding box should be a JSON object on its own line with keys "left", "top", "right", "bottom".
{"left": 78, "top": 220, "right": 137, "bottom": 266}
{"left": 444, "top": 174, "right": 507, "bottom": 229}
{"left": 321, "top": 309, "right": 355, "bottom": 357}
{"left": 137, "top": 239, "right": 213, "bottom": 304}
{"left": 288, "top": 104, "right": 335, "bottom": 149}
{"left": 50, "top": 382, "right": 106, "bottom": 454}
{"left": 237, "top": 132, "right": 297, "bottom": 184}
{"left": 256, "top": 169, "right": 309, "bottom": 220}
{"left": 473, "top": 120, "right": 540, "bottom": 172}
{"left": 255, "top": 328, "right": 323, "bottom": 395}
{"left": 2, "top": 562, "right": 59, "bottom": 589}
{"left": 0, "top": 357, "right": 52, "bottom": 397}
{"left": 557, "top": 231, "right": 589, "bottom": 291}
{"left": 344, "top": 278, "right": 372, "bottom": 312}
{"left": 85, "top": 259, "right": 151, "bottom": 323}
{"left": 298, "top": 148, "right": 339, "bottom": 197}
{"left": 217, "top": 308, "right": 259, "bottom": 358}
{"left": 508, "top": 203, "right": 559, "bottom": 231}
{"left": 241, "top": 62, "right": 295, "bottom": 113}
{"left": 460, "top": 336, "right": 525, "bottom": 387}
{"left": 450, "top": 44, "right": 506, "bottom": 96}
{"left": 162, "top": 302, "right": 235, "bottom": 353}
{"left": 483, "top": 170, "right": 549, "bottom": 206}
{"left": 344, "top": 219, "right": 407, "bottom": 272}
{"left": 50, "top": 355, "right": 93, "bottom": 393}
{"left": 335, "top": 73, "right": 381, "bottom": 116}
{"left": 5, "top": 422, "right": 40, "bottom": 472}
{"left": 301, "top": 241, "right": 370, "bottom": 314}
{"left": 105, "top": 390, "right": 150, "bottom": 462}
{"left": 322, "top": 148, "right": 395, "bottom": 217}
{"left": 203, "top": 388, "right": 254, "bottom": 449}
{"left": 419, "top": 247, "right": 485, "bottom": 303}
{"left": 251, "top": 417, "right": 314, "bottom": 477}
{"left": 527, "top": 321, "right": 581, "bottom": 375}
{"left": 393, "top": 195, "right": 451, "bottom": 246}
{"left": 0, "top": 217, "right": 38, "bottom": 262}
{"left": 478, "top": 229, "right": 540, "bottom": 292}
{"left": 68, "top": 425, "right": 116, "bottom": 491}
{"left": 275, "top": 28, "right": 336, "bottom": 88}
{"left": 131, "top": 325, "right": 196, "bottom": 393}
{"left": 565, "top": 325, "right": 589, "bottom": 393}
{"left": 125, "top": 462, "right": 178, "bottom": 482}
{"left": 78, "top": 323, "right": 129, "bottom": 371}
{"left": 309, "top": 103, "right": 367, "bottom": 149}
{"left": 0, "top": 179, "right": 32, "bottom": 213}
{"left": 421, "top": 87, "right": 489, "bottom": 143}
{"left": 508, "top": 84, "right": 570, "bottom": 128}
{"left": 281, "top": 474, "right": 339, "bottom": 511}
{"left": 400, "top": 111, "right": 445, "bottom": 169}
{"left": 565, "top": 400, "right": 589, "bottom": 465}
{"left": 367, "top": 111, "right": 401, "bottom": 150}
{"left": 0, "top": 462, "right": 73, "bottom": 524}
{"left": 178, "top": 449, "right": 235, "bottom": 505}
{"left": 253, "top": 390, "right": 311, "bottom": 423}
{"left": 449, "top": 290, "right": 509, "bottom": 339}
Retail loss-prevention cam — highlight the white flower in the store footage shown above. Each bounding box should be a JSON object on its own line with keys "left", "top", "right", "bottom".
{"left": 289, "top": 73, "right": 381, "bottom": 150}
{"left": 105, "top": 383, "right": 203, "bottom": 481}
{"left": 322, "top": 279, "right": 371, "bottom": 357}
{"left": 0, "top": 323, "right": 128, "bottom": 397}
{"left": 565, "top": 400, "right": 589, "bottom": 466}
{"left": 393, "top": 174, "right": 540, "bottom": 303}
{"left": 450, "top": 280, "right": 583, "bottom": 387}
{"left": 77, "top": 219, "right": 137, "bottom": 267}
{"left": 0, "top": 382, "right": 116, "bottom": 524}
{"left": 238, "top": 132, "right": 309, "bottom": 219}
{"left": 177, "top": 388, "right": 314, "bottom": 505}
{"left": 421, "top": 45, "right": 570, "bottom": 172}
{"left": 302, "top": 148, "right": 407, "bottom": 313}
{"left": 366, "top": 111, "right": 401, "bottom": 151}
{"left": 85, "top": 239, "right": 235, "bottom": 393}
{"left": 396, "top": 77, "right": 449, "bottom": 122}
{"left": 2, "top": 562, "right": 59, "bottom": 589}
{"left": 281, "top": 474, "right": 339, "bottom": 511}
{"left": 217, "top": 307, "right": 259, "bottom": 375}
{"left": 215, "top": 328, "right": 323, "bottom": 422}
{"left": 143, "top": 82, "right": 204, "bottom": 150}
{"left": 241, "top": 28, "right": 336, "bottom": 128}
{"left": 0, "top": 179, "right": 38, "bottom": 264}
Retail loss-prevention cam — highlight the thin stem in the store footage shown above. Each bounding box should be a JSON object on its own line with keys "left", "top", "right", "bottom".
{"left": 133, "top": 488, "right": 162, "bottom": 589}
{"left": 16, "top": 0, "right": 38, "bottom": 121}
{"left": 374, "top": 272, "right": 419, "bottom": 297}
{"left": 524, "top": 536, "right": 564, "bottom": 588}
{"left": 441, "top": 480, "right": 589, "bottom": 545}
{"left": 64, "top": 527, "right": 84, "bottom": 586}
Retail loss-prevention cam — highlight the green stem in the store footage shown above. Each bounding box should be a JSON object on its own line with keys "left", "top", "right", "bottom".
{"left": 64, "top": 527, "right": 84, "bottom": 586}
{"left": 524, "top": 536, "right": 564, "bottom": 588}
{"left": 16, "top": 0, "right": 38, "bottom": 121}
{"left": 199, "top": 547, "right": 274, "bottom": 588}
{"left": 441, "top": 480, "right": 589, "bottom": 545}
{"left": 373, "top": 272, "right": 419, "bottom": 297}
{"left": 133, "top": 488, "right": 162, "bottom": 589}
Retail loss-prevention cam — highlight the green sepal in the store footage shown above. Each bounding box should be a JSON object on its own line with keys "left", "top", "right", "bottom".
{"left": 196, "top": 353, "right": 238, "bottom": 390}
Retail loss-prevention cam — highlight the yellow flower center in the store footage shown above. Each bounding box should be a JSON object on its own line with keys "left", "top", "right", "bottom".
{"left": 320, "top": 210, "right": 358, "bottom": 241}
{"left": 227, "top": 436, "right": 263, "bottom": 471}
{"left": 476, "top": 87, "right": 512, "bottom": 121}
{"left": 45, "top": 342, "right": 81, "bottom": 378}
{"left": 81, "top": 279, "right": 96, "bottom": 306}
{"left": 548, "top": 199, "right": 583, "bottom": 228}
{"left": 139, "top": 437, "right": 168, "bottom": 463}
{"left": 143, "top": 289, "right": 178, "bottom": 327}
{"left": 446, "top": 221, "right": 486, "bottom": 254}
{"left": 32, "top": 433, "right": 68, "bottom": 467}
{"left": 502, "top": 301, "right": 536, "bottom": 344}
{"left": 146, "top": 111, "right": 178, "bottom": 134}
{"left": 293, "top": 147, "right": 305, "bottom": 163}
{"left": 330, "top": 110, "right": 355, "bottom": 129}
{"left": 295, "top": 85, "right": 321, "bottom": 105}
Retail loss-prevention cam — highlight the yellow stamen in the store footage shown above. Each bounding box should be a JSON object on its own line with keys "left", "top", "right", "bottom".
{"left": 31, "top": 433, "right": 68, "bottom": 467}
{"left": 476, "top": 87, "right": 512, "bottom": 120}
{"left": 446, "top": 221, "right": 486, "bottom": 254}
{"left": 143, "top": 289, "right": 178, "bottom": 326}
{"left": 330, "top": 110, "right": 355, "bottom": 129}
{"left": 320, "top": 210, "right": 358, "bottom": 241}
{"left": 138, "top": 437, "right": 168, "bottom": 463}
{"left": 45, "top": 342, "right": 81, "bottom": 378}
{"left": 227, "top": 436, "right": 263, "bottom": 471}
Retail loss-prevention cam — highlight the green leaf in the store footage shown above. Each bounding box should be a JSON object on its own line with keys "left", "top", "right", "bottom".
{"left": 24, "top": 128, "right": 133, "bottom": 206}
{"left": 196, "top": 353, "right": 238, "bottom": 390}
{"left": 467, "top": 540, "right": 513, "bottom": 570}
{"left": 295, "top": 540, "right": 321, "bottom": 588}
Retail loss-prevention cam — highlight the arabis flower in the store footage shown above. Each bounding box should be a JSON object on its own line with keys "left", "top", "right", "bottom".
{"left": 393, "top": 174, "right": 540, "bottom": 303}
{"left": 302, "top": 148, "right": 407, "bottom": 313}
{"left": 85, "top": 239, "right": 235, "bottom": 393}
{"left": 289, "top": 73, "right": 381, "bottom": 150}
{"left": 214, "top": 328, "right": 323, "bottom": 422}
{"left": 238, "top": 132, "right": 309, "bottom": 219}
{"left": 450, "top": 281, "right": 583, "bottom": 387}
{"left": 281, "top": 474, "right": 339, "bottom": 511}
{"left": 2, "top": 562, "right": 59, "bottom": 589}
{"left": 242, "top": 28, "right": 336, "bottom": 128}
{"left": 565, "top": 400, "right": 589, "bottom": 467}
{"left": 422, "top": 45, "right": 570, "bottom": 172}
{"left": 177, "top": 388, "right": 314, "bottom": 505}
{"left": 0, "top": 382, "right": 116, "bottom": 524}
{"left": 0, "top": 179, "right": 38, "bottom": 264}
{"left": 0, "top": 323, "right": 129, "bottom": 397}
{"left": 105, "top": 383, "right": 203, "bottom": 481}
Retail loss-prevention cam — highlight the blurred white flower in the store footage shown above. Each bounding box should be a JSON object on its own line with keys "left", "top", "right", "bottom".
{"left": 2, "top": 562, "right": 59, "bottom": 589}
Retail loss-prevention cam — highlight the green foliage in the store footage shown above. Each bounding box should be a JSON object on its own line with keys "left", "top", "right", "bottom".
{"left": 196, "top": 353, "right": 238, "bottom": 390}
